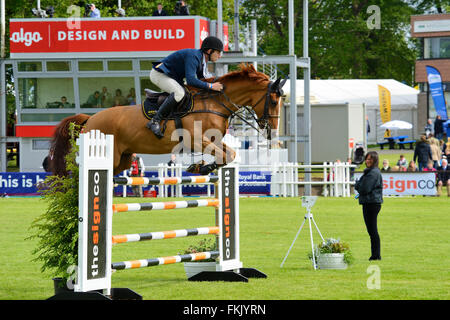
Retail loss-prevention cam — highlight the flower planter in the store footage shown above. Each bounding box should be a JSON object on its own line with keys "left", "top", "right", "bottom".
{"left": 317, "top": 253, "right": 348, "bottom": 270}
{"left": 183, "top": 261, "right": 217, "bottom": 278}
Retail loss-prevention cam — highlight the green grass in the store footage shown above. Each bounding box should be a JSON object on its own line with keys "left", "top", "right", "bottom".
{"left": 0, "top": 196, "right": 449, "bottom": 300}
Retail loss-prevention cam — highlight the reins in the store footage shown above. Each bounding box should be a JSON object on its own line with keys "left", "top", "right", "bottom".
{"left": 190, "top": 81, "right": 278, "bottom": 136}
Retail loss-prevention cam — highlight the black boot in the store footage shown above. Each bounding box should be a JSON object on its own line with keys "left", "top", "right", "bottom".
{"left": 146, "top": 93, "right": 178, "bottom": 139}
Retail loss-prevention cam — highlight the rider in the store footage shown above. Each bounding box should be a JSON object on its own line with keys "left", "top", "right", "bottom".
{"left": 146, "top": 36, "right": 224, "bottom": 139}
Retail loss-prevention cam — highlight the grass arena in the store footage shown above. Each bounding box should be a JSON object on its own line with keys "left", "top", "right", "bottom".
{"left": 1, "top": 195, "right": 449, "bottom": 300}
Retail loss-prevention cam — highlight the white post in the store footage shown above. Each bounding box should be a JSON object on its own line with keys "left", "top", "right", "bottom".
{"left": 322, "top": 162, "right": 328, "bottom": 197}
{"left": 75, "top": 130, "right": 113, "bottom": 295}
{"left": 216, "top": 163, "right": 243, "bottom": 272}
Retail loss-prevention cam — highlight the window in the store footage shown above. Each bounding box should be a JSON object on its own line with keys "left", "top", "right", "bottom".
{"left": 78, "top": 60, "right": 103, "bottom": 71}
{"left": 21, "top": 113, "right": 75, "bottom": 122}
{"left": 32, "top": 139, "right": 51, "bottom": 150}
{"left": 47, "top": 61, "right": 71, "bottom": 72}
{"left": 423, "top": 37, "right": 450, "bottom": 59}
{"left": 107, "top": 60, "right": 133, "bottom": 71}
{"left": 18, "top": 61, "right": 42, "bottom": 72}
{"left": 139, "top": 60, "right": 155, "bottom": 70}
{"left": 18, "top": 78, "right": 75, "bottom": 109}
{"left": 78, "top": 77, "right": 135, "bottom": 108}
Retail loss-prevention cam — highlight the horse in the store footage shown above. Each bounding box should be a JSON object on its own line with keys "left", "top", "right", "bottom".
{"left": 49, "top": 64, "right": 286, "bottom": 176}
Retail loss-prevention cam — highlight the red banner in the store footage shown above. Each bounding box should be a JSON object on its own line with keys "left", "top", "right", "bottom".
{"left": 10, "top": 17, "right": 218, "bottom": 58}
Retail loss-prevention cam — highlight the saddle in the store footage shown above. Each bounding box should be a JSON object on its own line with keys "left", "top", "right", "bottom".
{"left": 142, "top": 87, "right": 194, "bottom": 140}
{"left": 141, "top": 87, "right": 194, "bottom": 121}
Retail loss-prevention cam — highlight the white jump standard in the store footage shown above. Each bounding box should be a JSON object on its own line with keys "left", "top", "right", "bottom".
{"left": 49, "top": 130, "right": 266, "bottom": 300}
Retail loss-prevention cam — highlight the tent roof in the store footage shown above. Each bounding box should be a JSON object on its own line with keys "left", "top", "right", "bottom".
{"left": 283, "top": 79, "right": 419, "bottom": 106}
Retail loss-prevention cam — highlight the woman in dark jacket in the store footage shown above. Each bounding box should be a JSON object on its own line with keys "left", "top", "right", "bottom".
{"left": 355, "top": 151, "right": 383, "bottom": 261}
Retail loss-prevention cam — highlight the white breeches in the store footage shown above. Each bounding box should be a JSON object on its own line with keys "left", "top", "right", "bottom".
{"left": 150, "top": 69, "right": 185, "bottom": 102}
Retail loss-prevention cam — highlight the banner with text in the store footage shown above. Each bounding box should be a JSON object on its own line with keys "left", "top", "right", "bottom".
{"left": 426, "top": 65, "right": 448, "bottom": 120}
{"left": 354, "top": 172, "right": 436, "bottom": 196}
{"left": 9, "top": 17, "right": 231, "bottom": 58}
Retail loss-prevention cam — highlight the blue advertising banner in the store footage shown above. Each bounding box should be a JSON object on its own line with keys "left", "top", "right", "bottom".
{"left": 0, "top": 172, "right": 50, "bottom": 196}
{"left": 426, "top": 65, "right": 448, "bottom": 120}
{"left": 1, "top": 171, "right": 272, "bottom": 196}
{"left": 113, "top": 171, "right": 272, "bottom": 197}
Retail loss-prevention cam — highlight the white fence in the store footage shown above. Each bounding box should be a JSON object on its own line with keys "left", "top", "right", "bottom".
{"left": 119, "top": 162, "right": 356, "bottom": 198}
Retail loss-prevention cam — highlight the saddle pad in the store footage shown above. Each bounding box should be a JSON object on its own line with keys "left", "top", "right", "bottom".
{"left": 142, "top": 89, "right": 194, "bottom": 121}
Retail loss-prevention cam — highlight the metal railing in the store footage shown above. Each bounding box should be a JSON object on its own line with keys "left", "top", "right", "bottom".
{"left": 118, "top": 162, "right": 356, "bottom": 198}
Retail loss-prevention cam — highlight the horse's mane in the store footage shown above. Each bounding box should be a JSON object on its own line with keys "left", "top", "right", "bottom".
{"left": 218, "top": 63, "right": 269, "bottom": 84}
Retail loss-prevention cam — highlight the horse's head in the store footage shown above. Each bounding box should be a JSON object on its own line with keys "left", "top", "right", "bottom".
{"left": 219, "top": 64, "right": 286, "bottom": 140}
{"left": 254, "top": 76, "right": 287, "bottom": 140}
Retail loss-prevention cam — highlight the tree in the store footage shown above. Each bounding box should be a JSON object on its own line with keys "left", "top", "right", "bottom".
{"left": 240, "top": 0, "right": 420, "bottom": 85}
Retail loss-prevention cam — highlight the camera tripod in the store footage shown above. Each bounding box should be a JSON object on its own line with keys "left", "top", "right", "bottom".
{"left": 280, "top": 196, "right": 325, "bottom": 270}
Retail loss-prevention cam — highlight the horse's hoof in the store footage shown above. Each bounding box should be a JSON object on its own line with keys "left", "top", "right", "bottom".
{"left": 199, "top": 162, "right": 218, "bottom": 175}
{"left": 187, "top": 160, "right": 207, "bottom": 174}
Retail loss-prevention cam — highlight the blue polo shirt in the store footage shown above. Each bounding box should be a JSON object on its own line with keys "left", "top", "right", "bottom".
{"left": 154, "top": 49, "right": 209, "bottom": 90}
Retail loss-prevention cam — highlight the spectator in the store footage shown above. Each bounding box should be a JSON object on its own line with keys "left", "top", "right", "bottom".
{"left": 413, "top": 135, "right": 432, "bottom": 171}
{"left": 444, "top": 150, "right": 450, "bottom": 164}
{"left": 354, "top": 151, "right": 383, "bottom": 261}
{"left": 423, "top": 160, "right": 437, "bottom": 174}
{"left": 424, "top": 119, "right": 434, "bottom": 138}
{"left": 153, "top": 3, "right": 168, "bottom": 16}
{"left": 366, "top": 115, "right": 370, "bottom": 142}
{"left": 86, "top": 91, "right": 101, "bottom": 107}
{"left": 127, "top": 88, "right": 136, "bottom": 105}
{"left": 168, "top": 154, "right": 177, "bottom": 166}
{"left": 391, "top": 165, "right": 400, "bottom": 172}
{"left": 441, "top": 139, "right": 447, "bottom": 155}
{"left": 129, "top": 153, "right": 145, "bottom": 197}
{"left": 175, "top": 0, "right": 190, "bottom": 15}
{"left": 89, "top": 4, "right": 101, "bottom": 18}
{"left": 434, "top": 115, "right": 444, "bottom": 141}
{"left": 429, "top": 137, "right": 442, "bottom": 169}
{"left": 407, "top": 160, "right": 418, "bottom": 172}
{"left": 396, "top": 154, "right": 407, "bottom": 170}
{"left": 436, "top": 158, "right": 450, "bottom": 197}
{"left": 101, "top": 86, "right": 113, "bottom": 108}
{"left": 347, "top": 157, "right": 355, "bottom": 180}
{"left": 60, "top": 96, "right": 72, "bottom": 108}
{"left": 381, "top": 159, "right": 391, "bottom": 172}
{"left": 113, "top": 89, "right": 127, "bottom": 106}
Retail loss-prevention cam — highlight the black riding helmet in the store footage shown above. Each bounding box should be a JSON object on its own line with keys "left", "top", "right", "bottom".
{"left": 201, "top": 36, "right": 224, "bottom": 53}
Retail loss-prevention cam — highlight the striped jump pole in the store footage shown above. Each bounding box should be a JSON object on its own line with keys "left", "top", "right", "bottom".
{"left": 112, "top": 226, "right": 220, "bottom": 244}
{"left": 112, "top": 251, "right": 220, "bottom": 270}
{"left": 112, "top": 199, "right": 219, "bottom": 213}
{"left": 113, "top": 175, "right": 219, "bottom": 186}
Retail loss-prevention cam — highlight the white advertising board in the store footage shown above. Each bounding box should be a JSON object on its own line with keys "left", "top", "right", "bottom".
{"left": 354, "top": 172, "right": 437, "bottom": 196}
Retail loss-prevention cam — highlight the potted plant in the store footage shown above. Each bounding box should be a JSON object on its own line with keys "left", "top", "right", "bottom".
{"left": 27, "top": 124, "right": 80, "bottom": 294}
{"left": 181, "top": 238, "right": 218, "bottom": 279}
{"left": 308, "top": 238, "right": 354, "bottom": 269}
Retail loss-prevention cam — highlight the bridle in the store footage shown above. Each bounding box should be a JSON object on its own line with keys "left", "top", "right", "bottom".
{"left": 192, "top": 80, "right": 284, "bottom": 140}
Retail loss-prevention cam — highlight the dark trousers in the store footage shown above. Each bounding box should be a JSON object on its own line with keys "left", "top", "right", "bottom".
{"left": 362, "top": 204, "right": 382, "bottom": 258}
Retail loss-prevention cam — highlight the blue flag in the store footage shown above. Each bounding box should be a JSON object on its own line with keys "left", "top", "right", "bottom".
{"left": 426, "top": 66, "right": 448, "bottom": 120}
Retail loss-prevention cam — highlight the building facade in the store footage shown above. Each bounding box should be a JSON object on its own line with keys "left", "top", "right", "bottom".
{"left": 411, "top": 13, "right": 450, "bottom": 131}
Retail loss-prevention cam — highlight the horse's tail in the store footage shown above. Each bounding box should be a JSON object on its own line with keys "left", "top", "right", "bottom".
{"left": 49, "top": 114, "right": 91, "bottom": 176}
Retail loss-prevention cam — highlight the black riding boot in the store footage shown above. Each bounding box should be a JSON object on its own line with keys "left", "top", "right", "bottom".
{"left": 146, "top": 93, "right": 178, "bottom": 139}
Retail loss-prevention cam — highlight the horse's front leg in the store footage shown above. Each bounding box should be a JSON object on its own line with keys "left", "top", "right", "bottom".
{"left": 199, "top": 139, "right": 236, "bottom": 175}
{"left": 186, "top": 138, "right": 236, "bottom": 175}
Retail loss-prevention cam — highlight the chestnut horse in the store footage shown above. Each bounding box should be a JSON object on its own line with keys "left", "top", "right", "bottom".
{"left": 49, "top": 64, "right": 286, "bottom": 176}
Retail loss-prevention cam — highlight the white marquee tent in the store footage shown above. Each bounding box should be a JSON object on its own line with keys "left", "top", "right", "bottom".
{"left": 283, "top": 79, "right": 419, "bottom": 144}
